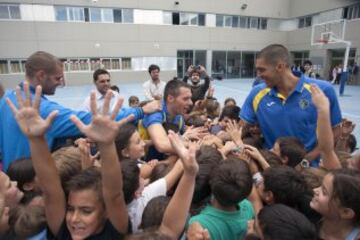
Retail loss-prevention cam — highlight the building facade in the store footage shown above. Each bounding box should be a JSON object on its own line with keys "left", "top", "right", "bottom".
{"left": 0, "top": 0, "right": 359, "bottom": 88}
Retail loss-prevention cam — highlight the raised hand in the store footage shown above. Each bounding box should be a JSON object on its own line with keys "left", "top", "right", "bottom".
{"left": 70, "top": 90, "right": 133, "bottom": 144}
{"left": 168, "top": 130, "right": 199, "bottom": 176}
{"left": 6, "top": 82, "right": 58, "bottom": 138}
{"left": 310, "top": 84, "right": 329, "bottom": 111}
{"left": 226, "top": 120, "right": 243, "bottom": 146}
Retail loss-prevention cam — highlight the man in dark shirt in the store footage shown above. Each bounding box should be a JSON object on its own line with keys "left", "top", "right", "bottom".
{"left": 183, "top": 65, "right": 210, "bottom": 104}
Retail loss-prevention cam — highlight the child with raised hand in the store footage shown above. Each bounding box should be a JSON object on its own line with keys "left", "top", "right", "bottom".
{"left": 310, "top": 84, "right": 341, "bottom": 170}
{"left": 6, "top": 82, "right": 132, "bottom": 239}
{"left": 127, "top": 130, "right": 199, "bottom": 239}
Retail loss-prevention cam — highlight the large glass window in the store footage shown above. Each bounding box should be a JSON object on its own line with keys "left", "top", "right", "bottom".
{"left": 113, "top": 9, "right": 122, "bottom": 23}
{"left": 68, "top": 7, "right": 85, "bottom": 22}
{"left": 232, "top": 16, "right": 239, "bottom": 28}
{"left": 0, "top": 4, "right": 20, "bottom": 19}
{"left": 122, "top": 9, "right": 133, "bottom": 23}
{"left": 241, "top": 52, "right": 256, "bottom": 78}
{"left": 90, "top": 8, "right": 101, "bottom": 22}
{"left": 55, "top": 6, "right": 67, "bottom": 21}
{"left": 122, "top": 58, "right": 132, "bottom": 70}
{"left": 0, "top": 60, "right": 9, "bottom": 74}
{"left": 10, "top": 60, "right": 21, "bottom": 73}
{"left": 172, "top": 12, "right": 180, "bottom": 25}
{"left": 111, "top": 59, "right": 121, "bottom": 70}
{"left": 212, "top": 51, "right": 226, "bottom": 79}
{"left": 198, "top": 14, "right": 205, "bottom": 26}
{"left": 260, "top": 18, "right": 267, "bottom": 30}
{"left": 250, "top": 17, "right": 259, "bottom": 29}
{"left": 194, "top": 50, "right": 206, "bottom": 66}
{"left": 163, "top": 11, "right": 172, "bottom": 24}
{"left": 216, "top": 15, "right": 224, "bottom": 27}
{"left": 224, "top": 16, "right": 232, "bottom": 27}
{"left": 227, "top": 51, "right": 241, "bottom": 78}
{"left": 177, "top": 50, "right": 194, "bottom": 78}
{"left": 102, "top": 8, "right": 113, "bottom": 22}
{"left": 239, "top": 16, "right": 247, "bottom": 28}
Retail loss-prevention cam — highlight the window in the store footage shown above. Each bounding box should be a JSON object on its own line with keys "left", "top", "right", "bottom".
{"left": 122, "top": 58, "right": 131, "bottom": 70}
{"left": 216, "top": 15, "right": 224, "bottom": 27}
{"left": 21, "top": 60, "right": 26, "bottom": 73}
{"left": 68, "top": 7, "right": 84, "bottom": 22}
{"left": 291, "top": 51, "right": 310, "bottom": 65}
{"left": 102, "top": 59, "right": 111, "bottom": 69}
{"left": 250, "top": 17, "right": 259, "bottom": 29}
{"left": 180, "top": 13, "right": 198, "bottom": 25}
{"left": 239, "top": 16, "right": 247, "bottom": 28}
{"left": 163, "top": 11, "right": 172, "bottom": 24}
{"left": 344, "top": 3, "right": 360, "bottom": 20}
{"left": 79, "top": 59, "right": 89, "bottom": 71}
{"left": 10, "top": 60, "right": 21, "bottom": 73}
{"left": 224, "top": 15, "right": 232, "bottom": 27}
{"left": 305, "top": 16, "right": 312, "bottom": 27}
{"left": 298, "top": 16, "right": 312, "bottom": 28}
{"left": 260, "top": 18, "right": 267, "bottom": 29}
{"left": 90, "top": 58, "right": 102, "bottom": 71}
{"left": 102, "top": 8, "right": 113, "bottom": 22}
{"left": 90, "top": 8, "right": 101, "bottom": 22}
{"left": 298, "top": 18, "right": 305, "bottom": 28}
{"left": 232, "top": 16, "right": 239, "bottom": 27}
{"left": 172, "top": 12, "right": 180, "bottom": 25}
{"left": 111, "top": 59, "right": 121, "bottom": 70}
{"left": 113, "top": 9, "right": 122, "bottom": 23}
{"left": 198, "top": 14, "right": 205, "bottom": 26}
{"left": 122, "top": 9, "right": 133, "bottom": 23}
{"left": 0, "top": 60, "right": 9, "bottom": 74}
{"left": 55, "top": 6, "right": 67, "bottom": 21}
{"left": 0, "top": 4, "right": 20, "bottom": 19}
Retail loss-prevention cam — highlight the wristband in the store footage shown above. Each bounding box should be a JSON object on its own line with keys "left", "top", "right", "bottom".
{"left": 252, "top": 172, "right": 263, "bottom": 186}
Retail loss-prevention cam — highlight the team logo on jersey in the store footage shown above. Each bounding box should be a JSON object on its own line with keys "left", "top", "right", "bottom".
{"left": 299, "top": 99, "right": 309, "bottom": 109}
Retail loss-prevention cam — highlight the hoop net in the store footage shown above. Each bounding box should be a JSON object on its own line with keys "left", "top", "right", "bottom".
{"left": 311, "top": 19, "right": 345, "bottom": 46}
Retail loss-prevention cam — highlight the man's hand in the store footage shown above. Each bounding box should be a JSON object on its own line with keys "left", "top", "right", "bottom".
{"left": 142, "top": 100, "right": 162, "bottom": 114}
{"left": 70, "top": 90, "right": 133, "bottom": 144}
{"left": 310, "top": 84, "right": 329, "bottom": 112}
{"left": 6, "top": 82, "right": 58, "bottom": 138}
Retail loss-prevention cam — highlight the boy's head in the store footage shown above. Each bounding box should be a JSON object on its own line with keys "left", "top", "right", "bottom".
{"left": 7, "top": 158, "right": 37, "bottom": 192}
{"left": 210, "top": 159, "right": 252, "bottom": 207}
{"left": 129, "top": 96, "right": 140, "bottom": 107}
{"left": 121, "top": 160, "right": 141, "bottom": 204}
{"left": 0, "top": 172, "right": 24, "bottom": 209}
{"left": 272, "top": 137, "right": 306, "bottom": 167}
{"left": 259, "top": 166, "right": 309, "bottom": 208}
{"left": 140, "top": 196, "right": 170, "bottom": 230}
{"left": 65, "top": 168, "right": 106, "bottom": 240}
{"left": 193, "top": 146, "right": 222, "bottom": 204}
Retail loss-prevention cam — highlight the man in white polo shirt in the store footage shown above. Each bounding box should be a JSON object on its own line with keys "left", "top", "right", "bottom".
{"left": 143, "top": 64, "right": 166, "bottom": 101}
{"left": 82, "top": 68, "right": 121, "bottom": 114}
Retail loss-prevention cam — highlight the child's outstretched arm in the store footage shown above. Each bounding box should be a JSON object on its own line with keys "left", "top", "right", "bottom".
{"left": 159, "top": 131, "right": 199, "bottom": 239}
{"left": 70, "top": 90, "right": 132, "bottom": 234}
{"left": 6, "top": 82, "right": 65, "bottom": 235}
{"left": 310, "top": 84, "right": 341, "bottom": 170}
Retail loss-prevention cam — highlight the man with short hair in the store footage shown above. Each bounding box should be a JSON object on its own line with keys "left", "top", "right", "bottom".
{"left": 0, "top": 51, "right": 160, "bottom": 171}
{"left": 143, "top": 64, "right": 166, "bottom": 101}
{"left": 82, "top": 69, "right": 121, "bottom": 114}
{"left": 140, "top": 79, "right": 192, "bottom": 161}
{"left": 240, "top": 44, "right": 342, "bottom": 165}
{"left": 303, "top": 60, "right": 316, "bottom": 78}
{"left": 183, "top": 65, "right": 210, "bottom": 104}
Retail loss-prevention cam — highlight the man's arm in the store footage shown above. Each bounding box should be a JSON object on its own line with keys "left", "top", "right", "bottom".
{"left": 6, "top": 83, "right": 65, "bottom": 235}
{"left": 147, "top": 124, "right": 176, "bottom": 154}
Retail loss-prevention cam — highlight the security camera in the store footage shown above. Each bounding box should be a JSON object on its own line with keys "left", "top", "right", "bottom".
{"left": 241, "top": 3, "right": 247, "bottom": 10}
{"left": 174, "top": 1, "right": 179, "bottom": 5}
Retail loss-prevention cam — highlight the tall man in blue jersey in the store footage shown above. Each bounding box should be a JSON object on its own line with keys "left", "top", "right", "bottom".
{"left": 0, "top": 51, "right": 160, "bottom": 171}
{"left": 240, "top": 44, "right": 342, "bottom": 165}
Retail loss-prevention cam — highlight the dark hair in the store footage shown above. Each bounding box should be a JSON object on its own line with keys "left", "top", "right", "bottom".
{"left": 9, "top": 205, "right": 47, "bottom": 239}
{"left": 219, "top": 105, "right": 241, "bottom": 122}
{"left": 148, "top": 64, "right": 160, "bottom": 74}
{"left": 243, "top": 137, "right": 263, "bottom": 150}
{"left": 224, "top": 97, "right": 237, "bottom": 106}
{"left": 163, "top": 79, "right": 190, "bottom": 103}
{"left": 186, "top": 113, "right": 206, "bottom": 127}
{"left": 277, "top": 137, "right": 306, "bottom": 167}
{"left": 263, "top": 166, "right": 310, "bottom": 208}
{"left": 121, "top": 160, "right": 140, "bottom": 204}
{"left": 65, "top": 167, "right": 103, "bottom": 203}
{"left": 115, "top": 123, "right": 138, "bottom": 160}
{"left": 140, "top": 196, "right": 171, "bottom": 229}
{"left": 149, "top": 162, "right": 172, "bottom": 184}
{"left": 205, "top": 99, "right": 220, "bottom": 119}
{"left": 331, "top": 168, "right": 360, "bottom": 223}
{"left": 110, "top": 85, "right": 120, "bottom": 93}
{"left": 257, "top": 44, "right": 291, "bottom": 67}
{"left": 193, "top": 146, "right": 222, "bottom": 204}
{"left": 25, "top": 51, "right": 62, "bottom": 79}
{"left": 260, "top": 149, "right": 282, "bottom": 168}
{"left": 125, "top": 230, "right": 172, "bottom": 240}
{"left": 303, "top": 60, "right": 313, "bottom": 66}
{"left": 258, "top": 204, "right": 317, "bottom": 240}
{"left": 128, "top": 96, "right": 140, "bottom": 106}
{"left": 210, "top": 159, "right": 252, "bottom": 207}
{"left": 7, "top": 158, "right": 35, "bottom": 192}
{"left": 93, "top": 69, "right": 110, "bottom": 82}
{"left": 348, "top": 134, "right": 357, "bottom": 153}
